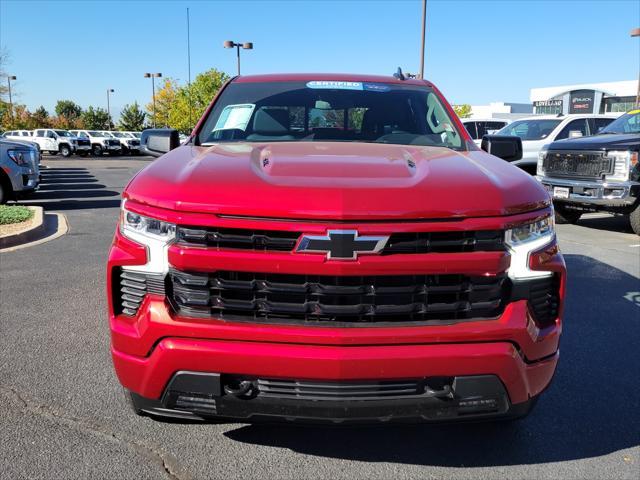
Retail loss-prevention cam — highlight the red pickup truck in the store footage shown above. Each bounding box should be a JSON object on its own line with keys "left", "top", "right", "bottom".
{"left": 107, "top": 73, "right": 565, "bottom": 424}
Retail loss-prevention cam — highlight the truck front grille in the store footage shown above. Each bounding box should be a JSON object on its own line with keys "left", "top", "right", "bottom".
{"left": 78, "top": 139, "right": 90, "bottom": 146}
{"left": 114, "top": 269, "right": 166, "bottom": 316}
{"left": 167, "top": 269, "right": 507, "bottom": 324}
{"left": 176, "top": 227, "right": 504, "bottom": 254}
{"left": 543, "top": 151, "right": 612, "bottom": 179}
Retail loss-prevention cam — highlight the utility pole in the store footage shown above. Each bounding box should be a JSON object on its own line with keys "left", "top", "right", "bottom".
{"left": 419, "top": 0, "right": 427, "bottom": 79}
{"left": 632, "top": 28, "right": 640, "bottom": 106}
{"left": 7, "top": 75, "right": 16, "bottom": 120}
{"left": 144, "top": 72, "right": 162, "bottom": 127}
{"left": 107, "top": 88, "right": 114, "bottom": 130}
{"left": 187, "top": 7, "right": 193, "bottom": 128}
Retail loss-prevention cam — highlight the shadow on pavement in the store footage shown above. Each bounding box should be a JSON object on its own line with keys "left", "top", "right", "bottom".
{"left": 18, "top": 167, "right": 121, "bottom": 211}
{"left": 224, "top": 254, "right": 640, "bottom": 466}
{"left": 577, "top": 214, "right": 634, "bottom": 235}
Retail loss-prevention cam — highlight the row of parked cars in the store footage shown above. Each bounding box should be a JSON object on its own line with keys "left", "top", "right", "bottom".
{"left": 464, "top": 111, "right": 640, "bottom": 234}
{"left": 1, "top": 129, "right": 142, "bottom": 157}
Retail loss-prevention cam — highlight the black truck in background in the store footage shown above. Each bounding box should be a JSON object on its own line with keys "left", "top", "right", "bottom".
{"left": 536, "top": 110, "right": 640, "bottom": 235}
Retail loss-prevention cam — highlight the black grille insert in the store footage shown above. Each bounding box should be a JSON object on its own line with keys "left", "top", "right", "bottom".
{"left": 176, "top": 226, "right": 505, "bottom": 254}
{"left": 115, "top": 269, "right": 166, "bottom": 317}
{"left": 543, "top": 151, "right": 612, "bottom": 179}
{"left": 168, "top": 270, "right": 508, "bottom": 324}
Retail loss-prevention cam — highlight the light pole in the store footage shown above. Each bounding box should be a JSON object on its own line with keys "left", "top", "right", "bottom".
{"left": 419, "top": 0, "right": 427, "bottom": 79}
{"left": 223, "top": 41, "right": 253, "bottom": 76}
{"left": 106, "top": 88, "right": 114, "bottom": 130}
{"left": 144, "top": 72, "right": 162, "bottom": 127}
{"left": 632, "top": 28, "right": 640, "bottom": 107}
{"left": 7, "top": 75, "right": 16, "bottom": 120}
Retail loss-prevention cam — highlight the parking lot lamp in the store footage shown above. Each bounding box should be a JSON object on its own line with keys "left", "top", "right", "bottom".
{"left": 106, "top": 88, "right": 114, "bottom": 130}
{"left": 7, "top": 75, "right": 16, "bottom": 120}
{"left": 632, "top": 28, "right": 640, "bottom": 107}
{"left": 223, "top": 41, "right": 253, "bottom": 76}
{"left": 144, "top": 73, "right": 162, "bottom": 127}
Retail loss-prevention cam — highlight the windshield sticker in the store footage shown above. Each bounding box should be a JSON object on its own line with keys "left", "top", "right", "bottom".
{"left": 213, "top": 103, "right": 255, "bottom": 131}
{"left": 307, "top": 81, "right": 363, "bottom": 90}
{"left": 363, "top": 83, "right": 391, "bottom": 92}
{"left": 306, "top": 81, "right": 391, "bottom": 92}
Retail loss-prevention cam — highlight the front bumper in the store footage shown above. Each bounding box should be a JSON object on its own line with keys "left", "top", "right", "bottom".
{"left": 127, "top": 371, "right": 542, "bottom": 424}
{"left": 104, "top": 144, "right": 122, "bottom": 151}
{"left": 76, "top": 144, "right": 91, "bottom": 152}
{"left": 537, "top": 175, "right": 640, "bottom": 209}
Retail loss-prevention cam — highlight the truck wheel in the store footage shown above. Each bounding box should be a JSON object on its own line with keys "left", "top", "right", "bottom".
{"left": 554, "top": 205, "right": 582, "bottom": 224}
{"left": 59, "top": 144, "right": 71, "bottom": 157}
{"left": 92, "top": 145, "right": 103, "bottom": 156}
{"left": 630, "top": 205, "right": 640, "bottom": 236}
{"left": 0, "top": 182, "right": 6, "bottom": 204}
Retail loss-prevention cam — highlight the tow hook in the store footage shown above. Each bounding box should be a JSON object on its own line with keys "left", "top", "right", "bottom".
{"left": 224, "top": 379, "right": 256, "bottom": 398}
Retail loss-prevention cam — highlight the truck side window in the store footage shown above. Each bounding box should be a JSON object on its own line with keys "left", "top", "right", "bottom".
{"left": 556, "top": 119, "right": 588, "bottom": 140}
{"left": 463, "top": 122, "right": 477, "bottom": 139}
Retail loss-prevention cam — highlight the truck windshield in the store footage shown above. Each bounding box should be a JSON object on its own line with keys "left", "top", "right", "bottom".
{"left": 497, "top": 119, "right": 562, "bottom": 140}
{"left": 599, "top": 111, "right": 640, "bottom": 134}
{"left": 197, "top": 81, "right": 465, "bottom": 150}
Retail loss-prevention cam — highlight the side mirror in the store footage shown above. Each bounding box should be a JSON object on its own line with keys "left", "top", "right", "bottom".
{"left": 481, "top": 135, "right": 523, "bottom": 162}
{"left": 140, "top": 128, "right": 180, "bottom": 157}
{"left": 568, "top": 130, "right": 583, "bottom": 138}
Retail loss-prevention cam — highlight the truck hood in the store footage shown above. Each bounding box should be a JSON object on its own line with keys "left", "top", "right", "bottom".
{"left": 546, "top": 133, "right": 639, "bottom": 151}
{"left": 126, "top": 142, "right": 549, "bottom": 220}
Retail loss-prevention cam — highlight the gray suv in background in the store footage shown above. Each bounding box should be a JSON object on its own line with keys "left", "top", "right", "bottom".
{"left": 0, "top": 139, "right": 40, "bottom": 204}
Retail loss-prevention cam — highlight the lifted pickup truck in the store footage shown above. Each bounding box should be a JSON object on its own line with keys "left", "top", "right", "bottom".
{"left": 108, "top": 73, "right": 565, "bottom": 424}
{"left": 537, "top": 110, "right": 640, "bottom": 234}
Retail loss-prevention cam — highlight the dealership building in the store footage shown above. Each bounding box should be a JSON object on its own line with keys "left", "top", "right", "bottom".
{"left": 530, "top": 80, "right": 639, "bottom": 115}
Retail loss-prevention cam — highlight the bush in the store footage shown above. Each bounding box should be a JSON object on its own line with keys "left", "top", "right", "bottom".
{"left": 0, "top": 205, "right": 34, "bottom": 225}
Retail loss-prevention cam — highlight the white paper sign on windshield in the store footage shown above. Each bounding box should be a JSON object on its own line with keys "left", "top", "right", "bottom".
{"left": 213, "top": 104, "right": 255, "bottom": 131}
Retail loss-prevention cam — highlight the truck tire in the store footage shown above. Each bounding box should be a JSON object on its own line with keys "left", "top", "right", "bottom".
{"left": 0, "top": 172, "right": 12, "bottom": 204}
{"left": 630, "top": 205, "right": 640, "bottom": 236}
{"left": 59, "top": 144, "right": 71, "bottom": 157}
{"left": 92, "top": 144, "right": 103, "bottom": 156}
{"left": 554, "top": 205, "right": 582, "bottom": 224}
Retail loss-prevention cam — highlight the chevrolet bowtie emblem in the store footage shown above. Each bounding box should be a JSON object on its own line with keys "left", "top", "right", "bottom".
{"left": 295, "top": 230, "right": 389, "bottom": 260}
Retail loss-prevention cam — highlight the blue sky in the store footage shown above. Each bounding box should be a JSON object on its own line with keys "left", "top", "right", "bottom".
{"left": 1, "top": 0, "right": 639, "bottom": 118}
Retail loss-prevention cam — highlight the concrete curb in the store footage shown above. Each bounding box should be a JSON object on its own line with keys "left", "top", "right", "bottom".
{"left": 0, "top": 211, "right": 68, "bottom": 253}
{"left": 0, "top": 206, "right": 45, "bottom": 250}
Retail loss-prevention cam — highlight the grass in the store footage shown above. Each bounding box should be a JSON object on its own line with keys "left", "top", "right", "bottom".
{"left": 0, "top": 205, "right": 34, "bottom": 225}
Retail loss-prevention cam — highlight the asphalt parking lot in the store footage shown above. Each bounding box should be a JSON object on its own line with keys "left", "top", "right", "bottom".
{"left": 0, "top": 155, "right": 639, "bottom": 480}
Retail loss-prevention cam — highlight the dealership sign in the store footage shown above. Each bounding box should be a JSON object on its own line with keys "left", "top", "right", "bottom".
{"left": 569, "top": 90, "right": 595, "bottom": 114}
{"left": 533, "top": 99, "right": 563, "bottom": 108}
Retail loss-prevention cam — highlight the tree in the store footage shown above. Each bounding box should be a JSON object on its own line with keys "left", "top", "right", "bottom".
{"left": 453, "top": 104, "right": 472, "bottom": 119}
{"left": 32, "top": 106, "right": 50, "bottom": 128}
{"left": 54, "top": 100, "right": 83, "bottom": 128}
{"left": 145, "top": 69, "right": 230, "bottom": 132}
{"left": 118, "top": 102, "right": 146, "bottom": 131}
{"left": 81, "top": 106, "right": 110, "bottom": 129}
{"left": 146, "top": 78, "right": 178, "bottom": 128}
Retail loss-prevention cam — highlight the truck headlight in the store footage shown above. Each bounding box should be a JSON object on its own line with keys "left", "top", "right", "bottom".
{"left": 505, "top": 214, "right": 555, "bottom": 279}
{"left": 120, "top": 201, "right": 175, "bottom": 274}
{"left": 7, "top": 149, "right": 35, "bottom": 166}
{"left": 537, "top": 151, "right": 546, "bottom": 176}
{"left": 605, "top": 151, "right": 637, "bottom": 181}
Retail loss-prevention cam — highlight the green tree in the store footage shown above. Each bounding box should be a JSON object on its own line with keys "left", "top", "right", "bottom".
{"left": 32, "top": 106, "right": 50, "bottom": 128}
{"left": 81, "top": 106, "right": 110, "bottom": 129}
{"left": 453, "top": 104, "right": 472, "bottom": 119}
{"left": 118, "top": 102, "right": 146, "bottom": 131}
{"left": 54, "top": 100, "right": 83, "bottom": 128}
{"left": 145, "top": 69, "right": 230, "bottom": 132}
